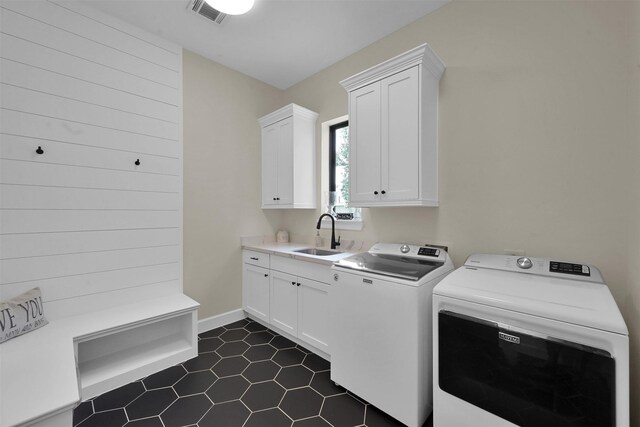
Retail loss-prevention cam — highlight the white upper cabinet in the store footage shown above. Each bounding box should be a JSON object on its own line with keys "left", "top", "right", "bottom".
{"left": 341, "top": 43, "right": 445, "bottom": 207}
{"left": 259, "top": 104, "right": 318, "bottom": 209}
{"left": 349, "top": 81, "right": 382, "bottom": 203}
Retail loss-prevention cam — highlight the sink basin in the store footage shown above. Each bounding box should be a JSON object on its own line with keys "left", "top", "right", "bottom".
{"left": 293, "top": 248, "right": 341, "bottom": 256}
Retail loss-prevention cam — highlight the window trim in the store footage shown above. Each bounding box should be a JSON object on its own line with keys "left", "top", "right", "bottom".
{"left": 319, "top": 216, "right": 364, "bottom": 231}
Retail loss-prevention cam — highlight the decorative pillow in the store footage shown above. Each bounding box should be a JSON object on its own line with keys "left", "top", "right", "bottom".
{"left": 0, "top": 288, "right": 49, "bottom": 344}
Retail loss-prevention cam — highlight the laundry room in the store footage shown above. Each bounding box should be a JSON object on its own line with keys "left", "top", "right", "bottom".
{"left": 0, "top": 1, "right": 638, "bottom": 426}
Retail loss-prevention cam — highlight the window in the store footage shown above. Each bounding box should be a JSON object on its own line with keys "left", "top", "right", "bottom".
{"left": 328, "top": 121, "right": 360, "bottom": 220}
{"left": 320, "top": 116, "right": 362, "bottom": 231}
{"left": 329, "top": 121, "right": 349, "bottom": 206}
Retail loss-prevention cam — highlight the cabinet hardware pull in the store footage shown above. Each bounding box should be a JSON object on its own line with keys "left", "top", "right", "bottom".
{"left": 276, "top": 197, "right": 280, "bottom": 200}
{"left": 250, "top": 257, "right": 259, "bottom": 260}
{"left": 373, "top": 191, "right": 379, "bottom": 195}
{"left": 297, "top": 283, "right": 301, "bottom": 286}
{"left": 273, "top": 197, "right": 276, "bottom": 200}
{"left": 36, "top": 146, "right": 44, "bottom": 155}
{"left": 135, "top": 159, "right": 140, "bottom": 166}
{"left": 291, "top": 281, "right": 296, "bottom": 285}
{"left": 381, "top": 190, "right": 386, "bottom": 195}
{"left": 264, "top": 274, "right": 268, "bottom": 277}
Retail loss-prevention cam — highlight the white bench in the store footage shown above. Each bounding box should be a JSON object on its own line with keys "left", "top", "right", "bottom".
{"left": 0, "top": 294, "right": 199, "bottom": 427}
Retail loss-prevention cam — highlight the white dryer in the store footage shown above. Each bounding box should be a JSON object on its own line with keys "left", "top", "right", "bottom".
{"left": 433, "top": 254, "right": 628, "bottom": 427}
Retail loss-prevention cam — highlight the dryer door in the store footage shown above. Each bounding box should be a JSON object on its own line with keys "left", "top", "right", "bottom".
{"left": 438, "top": 310, "right": 615, "bottom": 427}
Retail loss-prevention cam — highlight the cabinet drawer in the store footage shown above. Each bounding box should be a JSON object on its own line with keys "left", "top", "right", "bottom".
{"left": 271, "top": 255, "right": 333, "bottom": 283}
{"left": 243, "top": 250, "right": 270, "bottom": 268}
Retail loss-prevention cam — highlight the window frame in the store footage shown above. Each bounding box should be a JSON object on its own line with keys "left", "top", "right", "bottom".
{"left": 319, "top": 116, "right": 363, "bottom": 231}
{"left": 328, "top": 120, "right": 349, "bottom": 195}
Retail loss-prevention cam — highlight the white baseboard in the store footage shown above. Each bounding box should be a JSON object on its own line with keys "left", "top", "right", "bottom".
{"left": 198, "top": 308, "right": 246, "bottom": 334}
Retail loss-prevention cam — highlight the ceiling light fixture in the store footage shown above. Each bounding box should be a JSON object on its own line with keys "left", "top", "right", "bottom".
{"left": 204, "top": 0, "right": 254, "bottom": 15}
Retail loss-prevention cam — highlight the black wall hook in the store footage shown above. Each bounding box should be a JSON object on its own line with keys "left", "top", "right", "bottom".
{"left": 135, "top": 159, "right": 140, "bottom": 166}
{"left": 36, "top": 146, "right": 44, "bottom": 155}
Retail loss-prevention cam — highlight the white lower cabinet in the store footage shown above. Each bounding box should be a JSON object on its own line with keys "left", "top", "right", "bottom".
{"left": 242, "top": 250, "right": 271, "bottom": 323}
{"left": 270, "top": 271, "right": 299, "bottom": 335}
{"left": 243, "top": 264, "right": 270, "bottom": 323}
{"left": 297, "top": 279, "right": 330, "bottom": 353}
{"left": 269, "top": 272, "right": 330, "bottom": 354}
{"left": 242, "top": 250, "right": 331, "bottom": 356}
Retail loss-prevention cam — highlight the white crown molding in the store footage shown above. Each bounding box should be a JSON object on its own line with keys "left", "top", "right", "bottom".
{"left": 340, "top": 43, "right": 445, "bottom": 92}
{"left": 258, "top": 103, "right": 319, "bottom": 127}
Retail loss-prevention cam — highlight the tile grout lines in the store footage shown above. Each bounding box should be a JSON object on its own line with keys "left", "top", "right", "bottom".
{"left": 74, "top": 318, "right": 408, "bottom": 427}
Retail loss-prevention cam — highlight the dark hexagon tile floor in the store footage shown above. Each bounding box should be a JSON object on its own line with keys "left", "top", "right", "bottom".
{"left": 73, "top": 318, "right": 433, "bottom": 427}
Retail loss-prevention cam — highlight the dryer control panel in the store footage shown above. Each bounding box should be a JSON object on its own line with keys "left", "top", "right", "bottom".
{"left": 464, "top": 254, "right": 604, "bottom": 284}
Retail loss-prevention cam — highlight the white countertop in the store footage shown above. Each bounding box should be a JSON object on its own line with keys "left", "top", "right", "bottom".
{"left": 241, "top": 236, "right": 369, "bottom": 265}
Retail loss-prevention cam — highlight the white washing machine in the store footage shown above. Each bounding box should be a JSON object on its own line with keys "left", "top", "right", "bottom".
{"left": 330, "top": 243, "right": 454, "bottom": 427}
{"left": 433, "top": 254, "right": 629, "bottom": 427}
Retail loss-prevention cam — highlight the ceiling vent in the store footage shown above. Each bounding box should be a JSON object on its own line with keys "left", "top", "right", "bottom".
{"left": 189, "top": 0, "right": 226, "bottom": 24}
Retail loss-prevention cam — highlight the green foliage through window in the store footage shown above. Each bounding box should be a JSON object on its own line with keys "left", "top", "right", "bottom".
{"left": 335, "top": 126, "right": 349, "bottom": 204}
{"left": 328, "top": 121, "right": 359, "bottom": 219}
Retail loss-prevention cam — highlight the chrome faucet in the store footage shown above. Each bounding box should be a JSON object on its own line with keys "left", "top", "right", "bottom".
{"left": 316, "top": 213, "right": 341, "bottom": 250}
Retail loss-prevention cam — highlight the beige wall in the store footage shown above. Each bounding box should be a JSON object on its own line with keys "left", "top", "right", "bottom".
{"left": 284, "top": 0, "right": 631, "bottom": 270}
{"left": 182, "top": 1, "right": 639, "bottom": 422}
{"left": 627, "top": 1, "right": 640, "bottom": 423}
{"left": 282, "top": 0, "right": 640, "bottom": 421}
{"left": 182, "top": 50, "right": 284, "bottom": 319}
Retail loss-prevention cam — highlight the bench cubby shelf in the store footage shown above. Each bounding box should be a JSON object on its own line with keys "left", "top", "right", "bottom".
{"left": 0, "top": 295, "right": 198, "bottom": 427}
{"left": 76, "top": 309, "right": 196, "bottom": 400}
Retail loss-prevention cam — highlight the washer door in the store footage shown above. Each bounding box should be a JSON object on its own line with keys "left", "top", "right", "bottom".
{"left": 438, "top": 310, "right": 615, "bottom": 427}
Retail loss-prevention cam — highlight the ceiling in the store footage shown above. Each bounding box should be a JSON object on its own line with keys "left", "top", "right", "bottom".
{"left": 82, "top": 0, "right": 448, "bottom": 90}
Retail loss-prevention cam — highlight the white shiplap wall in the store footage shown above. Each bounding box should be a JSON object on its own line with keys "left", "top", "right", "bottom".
{"left": 0, "top": 0, "right": 183, "bottom": 319}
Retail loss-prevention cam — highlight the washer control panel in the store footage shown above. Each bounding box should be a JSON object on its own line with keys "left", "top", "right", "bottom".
{"left": 550, "top": 261, "right": 590, "bottom": 277}
{"left": 418, "top": 247, "right": 440, "bottom": 257}
{"left": 368, "top": 243, "right": 447, "bottom": 262}
{"left": 516, "top": 257, "right": 533, "bottom": 269}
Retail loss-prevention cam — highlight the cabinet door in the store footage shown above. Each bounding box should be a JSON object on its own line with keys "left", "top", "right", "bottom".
{"left": 349, "top": 82, "right": 381, "bottom": 203}
{"left": 297, "top": 278, "right": 330, "bottom": 353}
{"left": 276, "top": 117, "right": 294, "bottom": 205}
{"left": 270, "top": 271, "right": 298, "bottom": 336}
{"left": 261, "top": 122, "right": 280, "bottom": 206}
{"left": 380, "top": 66, "right": 420, "bottom": 201}
{"left": 243, "top": 264, "right": 270, "bottom": 322}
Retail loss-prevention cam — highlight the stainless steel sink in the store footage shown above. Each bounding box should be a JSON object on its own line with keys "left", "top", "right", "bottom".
{"left": 293, "top": 248, "right": 341, "bottom": 256}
